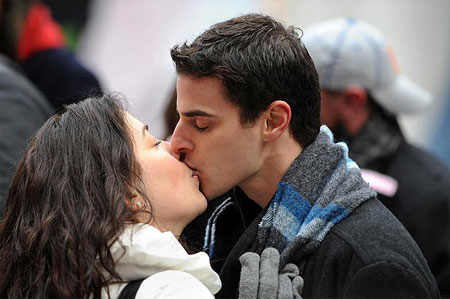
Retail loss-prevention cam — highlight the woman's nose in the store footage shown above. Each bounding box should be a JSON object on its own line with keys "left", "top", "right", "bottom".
{"left": 160, "top": 141, "right": 180, "bottom": 160}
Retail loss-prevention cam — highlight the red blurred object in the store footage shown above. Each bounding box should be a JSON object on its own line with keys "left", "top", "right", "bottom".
{"left": 17, "top": 2, "right": 65, "bottom": 62}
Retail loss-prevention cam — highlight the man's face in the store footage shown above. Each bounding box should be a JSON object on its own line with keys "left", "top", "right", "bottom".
{"left": 320, "top": 89, "right": 358, "bottom": 141}
{"left": 170, "top": 75, "right": 264, "bottom": 200}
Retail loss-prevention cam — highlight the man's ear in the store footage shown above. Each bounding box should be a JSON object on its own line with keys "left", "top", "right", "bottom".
{"left": 342, "top": 87, "right": 368, "bottom": 113}
{"left": 263, "top": 100, "right": 291, "bottom": 142}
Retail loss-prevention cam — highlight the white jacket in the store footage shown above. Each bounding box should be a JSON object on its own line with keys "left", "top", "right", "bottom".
{"left": 101, "top": 224, "right": 221, "bottom": 299}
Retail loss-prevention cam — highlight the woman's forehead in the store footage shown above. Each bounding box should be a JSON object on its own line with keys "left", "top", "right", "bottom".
{"left": 125, "top": 112, "right": 143, "bottom": 131}
{"left": 125, "top": 112, "right": 157, "bottom": 142}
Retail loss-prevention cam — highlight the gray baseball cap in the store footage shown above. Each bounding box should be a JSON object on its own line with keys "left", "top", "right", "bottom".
{"left": 303, "top": 18, "right": 431, "bottom": 114}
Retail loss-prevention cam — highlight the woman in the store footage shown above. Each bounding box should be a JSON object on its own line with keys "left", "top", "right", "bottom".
{"left": 0, "top": 94, "right": 221, "bottom": 298}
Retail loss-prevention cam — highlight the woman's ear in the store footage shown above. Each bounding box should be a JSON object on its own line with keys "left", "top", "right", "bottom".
{"left": 126, "top": 194, "right": 146, "bottom": 211}
{"left": 263, "top": 100, "right": 291, "bottom": 142}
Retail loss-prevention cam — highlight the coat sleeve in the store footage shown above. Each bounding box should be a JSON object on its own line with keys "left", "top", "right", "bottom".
{"left": 135, "top": 270, "right": 215, "bottom": 299}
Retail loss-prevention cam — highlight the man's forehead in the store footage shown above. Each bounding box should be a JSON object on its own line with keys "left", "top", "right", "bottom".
{"left": 175, "top": 95, "right": 219, "bottom": 117}
{"left": 176, "top": 76, "right": 238, "bottom": 117}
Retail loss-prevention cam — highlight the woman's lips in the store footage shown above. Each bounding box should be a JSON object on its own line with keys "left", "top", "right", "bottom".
{"left": 192, "top": 170, "right": 200, "bottom": 184}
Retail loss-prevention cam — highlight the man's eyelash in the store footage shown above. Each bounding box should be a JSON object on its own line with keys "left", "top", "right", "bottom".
{"left": 192, "top": 120, "right": 209, "bottom": 132}
{"left": 195, "top": 125, "right": 208, "bottom": 132}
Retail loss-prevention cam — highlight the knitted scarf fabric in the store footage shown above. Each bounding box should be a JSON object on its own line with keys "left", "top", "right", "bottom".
{"left": 253, "top": 126, "right": 377, "bottom": 267}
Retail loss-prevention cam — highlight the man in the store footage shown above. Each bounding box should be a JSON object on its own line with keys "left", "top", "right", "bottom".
{"left": 170, "top": 14, "right": 439, "bottom": 298}
{"left": 303, "top": 18, "right": 449, "bottom": 297}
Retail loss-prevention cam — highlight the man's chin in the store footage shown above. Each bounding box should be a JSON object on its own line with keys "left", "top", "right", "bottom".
{"left": 199, "top": 185, "right": 211, "bottom": 200}
{"left": 203, "top": 191, "right": 217, "bottom": 201}
{"left": 198, "top": 179, "right": 233, "bottom": 200}
{"left": 199, "top": 185, "right": 219, "bottom": 200}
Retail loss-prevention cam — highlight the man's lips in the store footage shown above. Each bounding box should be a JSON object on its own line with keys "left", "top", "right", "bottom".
{"left": 184, "top": 161, "right": 197, "bottom": 174}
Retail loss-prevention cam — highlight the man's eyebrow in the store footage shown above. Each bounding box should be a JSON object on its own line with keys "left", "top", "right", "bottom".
{"left": 181, "top": 110, "right": 215, "bottom": 118}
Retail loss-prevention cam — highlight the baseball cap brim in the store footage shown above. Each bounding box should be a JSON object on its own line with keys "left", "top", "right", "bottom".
{"left": 373, "top": 74, "right": 432, "bottom": 114}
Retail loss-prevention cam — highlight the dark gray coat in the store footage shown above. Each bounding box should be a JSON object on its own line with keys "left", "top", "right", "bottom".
{"left": 210, "top": 194, "right": 439, "bottom": 298}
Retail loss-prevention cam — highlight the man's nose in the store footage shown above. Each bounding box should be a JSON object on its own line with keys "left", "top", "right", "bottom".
{"left": 170, "top": 123, "right": 194, "bottom": 161}
{"left": 159, "top": 140, "right": 181, "bottom": 160}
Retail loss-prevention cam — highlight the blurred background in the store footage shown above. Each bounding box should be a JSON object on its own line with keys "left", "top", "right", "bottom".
{"left": 45, "top": 0, "right": 450, "bottom": 166}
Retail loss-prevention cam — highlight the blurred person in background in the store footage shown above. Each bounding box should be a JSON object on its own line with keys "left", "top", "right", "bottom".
{"left": 0, "top": 0, "right": 102, "bottom": 214}
{"left": 170, "top": 13, "right": 439, "bottom": 298}
{"left": 0, "top": 94, "right": 221, "bottom": 299}
{"left": 0, "top": 0, "right": 53, "bottom": 214}
{"left": 0, "top": 0, "right": 102, "bottom": 112}
{"left": 303, "top": 18, "right": 450, "bottom": 297}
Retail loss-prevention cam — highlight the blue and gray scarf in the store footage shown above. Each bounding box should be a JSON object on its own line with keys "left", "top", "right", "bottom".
{"left": 204, "top": 126, "right": 376, "bottom": 268}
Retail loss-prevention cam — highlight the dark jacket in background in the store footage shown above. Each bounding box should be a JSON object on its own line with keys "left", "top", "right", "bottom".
{"left": 366, "top": 140, "right": 450, "bottom": 298}
{"left": 22, "top": 48, "right": 102, "bottom": 112}
{"left": 348, "top": 110, "right": 450, "bottom": 297}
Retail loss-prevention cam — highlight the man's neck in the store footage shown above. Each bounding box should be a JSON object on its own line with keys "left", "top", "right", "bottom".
{"left": 239, "top": 134, "right": 302, "bottom": 208}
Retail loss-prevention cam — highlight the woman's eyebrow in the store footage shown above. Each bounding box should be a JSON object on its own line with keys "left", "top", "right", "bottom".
{"left": 141, "top": 124, "right": 148, "bottom": 138}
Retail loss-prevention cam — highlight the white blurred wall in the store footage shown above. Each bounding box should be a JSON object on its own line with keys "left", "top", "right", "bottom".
{"left": 78, "top": 0, "right": 260, "bottom": 139}
{"left": 78, "top": 0, "right": 450, "bottom": 146}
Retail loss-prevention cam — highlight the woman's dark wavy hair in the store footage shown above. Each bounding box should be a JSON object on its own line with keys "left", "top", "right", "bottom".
{"left": 0, "top": 94, "right": 150, "bottom": 298}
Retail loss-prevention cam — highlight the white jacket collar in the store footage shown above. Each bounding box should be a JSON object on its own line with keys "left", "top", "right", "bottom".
{"left": 108, "top": 223, "right": 221, "bottom": 295}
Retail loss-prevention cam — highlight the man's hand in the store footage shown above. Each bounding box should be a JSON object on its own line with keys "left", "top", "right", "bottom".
{"left": 238, "top": 247, "right": 304, "bottom": 299}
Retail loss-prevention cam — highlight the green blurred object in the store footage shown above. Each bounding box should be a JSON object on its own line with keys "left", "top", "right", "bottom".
{"left": 42, "top": 0, "right": 91, "bottom": 50}
{"left": 61, "top": 23, "right": 79, "bottom": 50}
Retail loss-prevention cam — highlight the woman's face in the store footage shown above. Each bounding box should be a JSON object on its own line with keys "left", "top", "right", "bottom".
{"left": 126, "top": 113, "right": 207, "bottom": 235}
